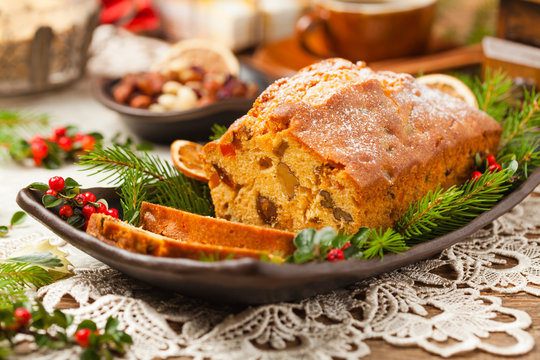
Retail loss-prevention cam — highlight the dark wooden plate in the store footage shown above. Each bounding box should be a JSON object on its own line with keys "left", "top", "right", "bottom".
{"left": 92, "top": 63, "right": 272, "bottom": 143}
{"left": 16, "top": 167, "right": 540, "bottom": 304}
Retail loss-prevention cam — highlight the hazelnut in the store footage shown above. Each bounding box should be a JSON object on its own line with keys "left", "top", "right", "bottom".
{"left": 130, "top": 94, "right": 152, "bottom": 108}
{"left": 113, "top": 82, "right": 134, "bottom": 104}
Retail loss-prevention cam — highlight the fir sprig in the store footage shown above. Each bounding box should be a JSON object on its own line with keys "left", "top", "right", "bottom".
{"left": 209, "top": 123, "right": 228, "bottom": 141}
{"left": 396, "top": 162, "right": 517, "bottom": 243}
{"left": 78, "top": 145, "right": 214, "bottom": 225}
{"left": 0, "top": 110, "right": 48, "bottom": 160}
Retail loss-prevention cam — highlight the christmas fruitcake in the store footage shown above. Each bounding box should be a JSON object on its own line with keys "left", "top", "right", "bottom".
{"left": 86, "top": 213, "right": 284, "bottom": 261}
{"left": 203, "top": 58, "right": 502, "bottom": 233}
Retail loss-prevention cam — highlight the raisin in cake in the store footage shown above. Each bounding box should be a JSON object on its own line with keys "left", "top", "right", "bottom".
{"left": 203, "top": 58, "right": 502, "bottom": 233}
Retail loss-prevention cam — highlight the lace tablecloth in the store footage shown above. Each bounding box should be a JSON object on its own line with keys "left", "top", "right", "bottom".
{"left": 1, "top": 79, "right": 539, "bottom": 359}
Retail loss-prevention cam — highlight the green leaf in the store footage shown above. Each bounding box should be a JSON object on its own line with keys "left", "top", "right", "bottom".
{"left": 66, "top": 214, "right": 86, "bottom": 228}
{"left": 8, "top": 252, "right": 62, "bottom": 268}
{"left": 28, "top": 182, "right": 49, "bottom": 191}
{"left": 209, "top": 123, "right": 228, "bottom": 141}
{"left": 105, "top": 317, "right": 119, "bottom": 334}
{"left": 349, "top": 227, "right": 370, "bottom": 248}
{"left": 312, "top": 227, "right": 337, "bottom": 247}
{"left": 88, "top": 132, "right": 104, "bottom": 141}
{"left": 96, "top": 199, "right": 108, "bottom": 209}
{"left": 0, "top": 226, "right": 8, "bottom": 236}
{"left": 81, "top": 348, "right": 100, "bottom": 360}
{"left": 293, "top": 228, "right": 316, "bottom": 253}
{"left": 77, "top": 319, "right": 97, "bottom": 331}
{"left": 64, "top": 177, "right": 82, "bottom": 188}
{"left": 42, "top": 194, "right": 63, "bottom": 208}
{"left": 10, "top": 211, "right": 27, "bottom": 226}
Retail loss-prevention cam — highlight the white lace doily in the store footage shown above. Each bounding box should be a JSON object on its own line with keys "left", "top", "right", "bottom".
{"left": 4, "top": 189, "right": 539, "bottom": 359}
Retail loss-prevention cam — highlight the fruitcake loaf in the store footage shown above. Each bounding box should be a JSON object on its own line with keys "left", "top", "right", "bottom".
{"left": 203, "top": 58, "right": 502, "bottom": 233}
{"left": 86, "top": 213, "right": 284, "bottom": 261}
{"left": 139, "top": 201, "right": 295, "bottom": 256}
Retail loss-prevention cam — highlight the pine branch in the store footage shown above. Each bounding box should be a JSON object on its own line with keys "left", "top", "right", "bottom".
{"left": 363, "top": 228, "right": 408, "bottom": 260}
{"left": 78, "top": 145, "right": 214, "bottom": 218}
{"left": 0, "top": 262, "right": 53, "bottom": 290}
{"left": 396, "top": 165, "right": 515, "bottom": 244}
{"left": 498, "top": 89, "right": 540, "bottom": 150}
{"left": 0, "top": 110, "right": 48, "bottom": 161}
{"left": 209, "top": 123, "right": 228, "bottom": 141}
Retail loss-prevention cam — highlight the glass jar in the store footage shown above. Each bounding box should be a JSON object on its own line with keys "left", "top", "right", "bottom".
{"left": 0, "top": 0, "right": 99, "bottom": 95}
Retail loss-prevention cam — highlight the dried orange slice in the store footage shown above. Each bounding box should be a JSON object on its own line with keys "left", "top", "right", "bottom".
{"left": 170, "top": 140, "right": 209, "bottom": 182}
{"left": 155, "top": 39, "right": 239, "bottom": 76}
{"left": 417, "top": 74, "right": 478, "bottom": 108}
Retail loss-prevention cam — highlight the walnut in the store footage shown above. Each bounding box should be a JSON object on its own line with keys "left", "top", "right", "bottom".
{"left": 276, "top": 162, "right": 299, "bottom": 199}
{"left": 319, "top": 190, "right": 334, "bottom": 209}
{"left": 258, "top": 157, "right": 273, "bottom": 169}
{"left": 333, "top": 207, "right": 353, "bottom": 223}
{"left": 272, "top": 139, "right": 289, "bottom": 157}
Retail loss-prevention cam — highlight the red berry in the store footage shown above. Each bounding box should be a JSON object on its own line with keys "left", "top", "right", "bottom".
{"left": 49, "top": 176, "right": 65, "bottom": 192}
{"left": 45, "top": 189, "right": 57, "bottom": 196}
{"left": 341, "top": 242, "right": 351, "bottom": 250}
{"left": 33, "top": 156, "right": 43, "bottom": 166}
{"left": 29, "top": 135, "right": 44, "bottom": 144}
{"left": 470, "top": 171, "right": 483, "bottom": 181}
{"left": 96, "top": 202, "right": 107, "bottom": 214}
{"left": 82, "top": 204, "right": 96, "bottom": 219}
{"left": 81, "top": 135, "right": 96, "bottom": 151}
{"left": 31, "top": 141, "right": 48, "bottom": 160}
{"left": 47, "top": 135, "right": 58, "bottom": 143}
{"left": 54, "top": 127, "right": 67, "bottom": 138}
{"left": 14, "top": 307, "right": 31, "bottom": 326}
{"left": 83, "top": 192, "right": 96, "bottom": 203}
{"left": 328, "top": 248, "right": 344, "bottom": 262}
{"left": 59, "top": 205, "right": 73, "bottom": 219}
{"left": 487, "top": 155, "right": 496, "bottom": 165}
{"left": 75, "top": 328, "right": 92, "bottom": 348}
{"left": 58, "top": 136, "right": 73, "bottom": 151}
{"left": 73, "top": 133, "right": 85, "bottom": 142}
{"left": 106, "top": 208, "right": 119, "bottom": 218}
{"left": 489, "top": 163, "right": 502, "bottom": 173}
{"left": 74, "top": 194, "right": 87, "bottom": 206}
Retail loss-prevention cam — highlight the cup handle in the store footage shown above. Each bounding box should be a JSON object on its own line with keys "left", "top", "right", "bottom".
{"left": 295, "top": 12, "right": 335, "bottom": 58}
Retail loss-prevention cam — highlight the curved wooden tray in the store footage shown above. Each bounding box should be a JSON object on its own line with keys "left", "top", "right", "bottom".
{"left": 17, "top": 167, "right": 540, "bottom": 304}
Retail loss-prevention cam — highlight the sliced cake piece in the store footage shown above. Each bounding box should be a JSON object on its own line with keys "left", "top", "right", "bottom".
{"left": 86, "top": 213, "right": 284, "bottom": 262}
{"left": 139, "top": 202, "right": 295, "bottom": 256}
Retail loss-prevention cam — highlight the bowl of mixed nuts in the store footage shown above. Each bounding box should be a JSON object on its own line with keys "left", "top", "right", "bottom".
{"left": 92, "top": 39, "right": 271, "bottom": 143}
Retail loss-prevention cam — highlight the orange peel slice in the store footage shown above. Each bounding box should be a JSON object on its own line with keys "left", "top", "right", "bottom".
{"left": 417, "top": 73, "right": 478, "bottom": 108}
{"left": 170, "top": 140, "right": 209, "bottom": 182}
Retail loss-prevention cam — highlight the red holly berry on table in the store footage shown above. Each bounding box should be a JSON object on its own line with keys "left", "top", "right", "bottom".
{"left": 57, "top": 136, "right": 73, "bottom": 151}
{"left": 49, "top": 176, "right": 65, "bottom": 192}
{"left": 75, "top": 328, "right": 92, "bottom": 348}
{"left": 14, "top": 307, "right": 31, "bottom": 326}
{"left": 328, "top": 248, "right": 345, "bottom": 262}
{"left": 54, "top": 127, "right": 67, "bottom": 138}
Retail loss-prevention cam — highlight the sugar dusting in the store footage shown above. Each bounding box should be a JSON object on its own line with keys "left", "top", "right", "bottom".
{"left": 243, "top": 58, "right": 493, "bottom": 187}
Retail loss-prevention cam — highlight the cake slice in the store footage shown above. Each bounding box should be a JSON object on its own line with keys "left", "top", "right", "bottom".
{"left": 86, "top": 213, "right": 284, "bottom": 262}
{"left": 203, "top": 58, "right": 502, "bottom": 233}
{"left": 139, "top": 202, "right": 295, "bottom": 256}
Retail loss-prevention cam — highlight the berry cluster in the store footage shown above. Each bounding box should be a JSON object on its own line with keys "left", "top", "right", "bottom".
{"left": 470, "top": 154, "right": 503, "bottom": 181}
{"left": 29, "top": 176, "right": 120, "bottom": 230}
{"left": 11, "top": 126, "right": 102, "bottom": 168}
{"left": 1, "top": 301, "right": 132, "bottom": 359}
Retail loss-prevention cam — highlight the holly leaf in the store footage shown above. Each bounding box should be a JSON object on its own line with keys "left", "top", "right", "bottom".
{"left": 349, "top": 227, "right": 370, "bottom": 248}
{"left": 66, "top": 214, "right": 86, "bottom": 228}
{"left": 42, "top": 194, "right": 63, "bottom": 208}
{"left": 0, "top": 226, "right": 8, "bottom": 236}
{"left": 105, "top": 317, "right": 119, "bottom": 334}
{"left": 64, "top": 177, "right": 82, "bottom": 189}
{"left": 28, "top": 182, "right": 49, "bottom": 191}
{"left": 77, "top": 319, "right": 97, "bottom": 331}
{"left": 7, "top": 240, "right": 72, "bottom": 282}
{"left": 293, "top": 228, "right": 316, "bottom": 252}
{"left": 10, "top": 211, "right": 27, "bottom": 227}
